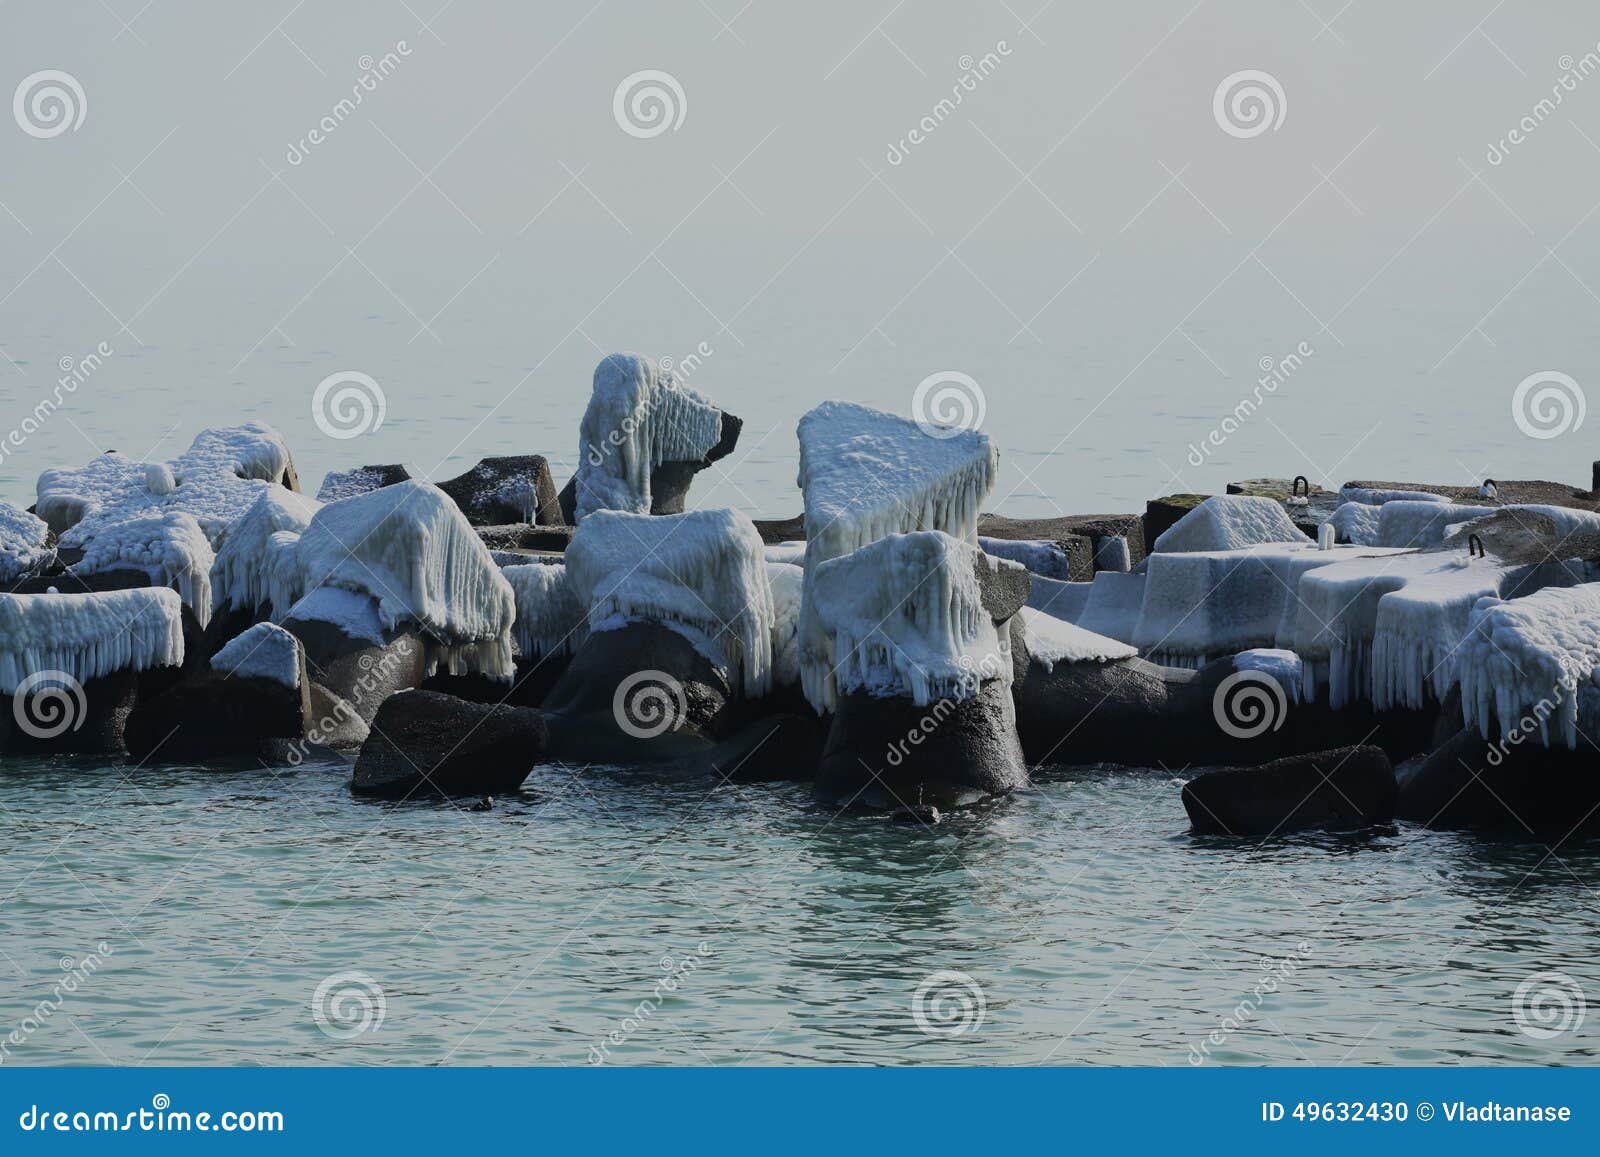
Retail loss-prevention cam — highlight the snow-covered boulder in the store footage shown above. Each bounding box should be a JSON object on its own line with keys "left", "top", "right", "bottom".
{"left": 0, "top": 502, "right": 52, "bottom": 586}
{"left": 564, "top": 507, "right": 775, "bottom": 697}
{"left": 124, "top": 622, "right": 312, "bottom": 761}
{"left": 503, "top": 561, "right": 585, "bottom": 662}
{"left": 1151, "top": 495, "right": 1305, "bottom": 554}
{"left": 34, "top": 423, "right": 298, "bottom": 625}
{"left": 796, "top": 400, "right": 998, "bottom": 712}
{"left": 316, "top": 463, "right": 412, "bottom": 503}
{"left": 808, "top": 532, "right": 1026, "bottom": 807}
{"left": 283, "top": 480, "right": 517, "bottom": 681}
{"left": 209, "top": 487, "right": 321, "bottom": 621}
{"left": 562, "top": 353, "right": 739, "bottom": 523}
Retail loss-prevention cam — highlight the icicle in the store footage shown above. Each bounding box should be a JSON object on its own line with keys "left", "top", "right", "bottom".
{"left": 0, "top": 587, "right": 185, "bottom": 693}
{"left": 503, "top": 562, "right": 587, "bottom": 660}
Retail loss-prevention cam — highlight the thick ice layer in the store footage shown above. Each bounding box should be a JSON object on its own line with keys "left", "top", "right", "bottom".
{"left": 1234, "top": 648, "right": 1303, "bottom": 704}
{"left": 767, "top": 562, "right": 804, "bottom": 687}
{"left": 979, "top": 536, "right": 1072, "bottom": 580}
{"left": 211, "top": 622, "right": 302, "bottom": 688}
{"left": 0, "top": 587, "right": 184, "bottom": 693}
{"left": 1018, "top": 606, "right": 1135, "bottom": 672}
{"left": 0, "top": 502, "right": 51, "bottom": 583}
{"left": 1458, "top": 585, "right": 1600, "bottom": 748}
{"left": 289, "top": 480, "right": 516, "bottom": 680}
{"left": 210, "top": 488, "right": 321, "bottom": 616}
{"left": 1152, "top": 496, "right": 1305, "bottom": 554}
{"left": 796, "top": 400, "right": 998, "bottom": 710}
{"left": 1135, "top": 542, "right": 1396, "bottom": 668}
{"left": 763, "top": 541, "right": 807, "bottom": 566}
{"left": 280, "top": 586, "right": 387, "bottom": 647}
{"left": 1376, "top": 501, "right": 1494, "bottom": 548}
{"left": 573, "top": 353, "right": 723, "bottom": 521}
{"left": 75, "top": 512, "right": 216, "bottom": 627}
{"left": 565, "top": 507, "right": 775, "bottom": 697}
{"left": 1337, "top": 486, "right": 1449, "bottom": 506}
{"left": 502, "top": 562, "right": 586, "bottom": 661}
{"left": 810, "top": 531, "right": 1009, "bottom": 705}
{"left": 35, "top": 423, "right": 295, "bottom": 622}
{"left": 1324, "top": 502, "right": 1381, "bottom": 546}
{"left": 1026, "top": 575, "right": 1091, "bottom": 622}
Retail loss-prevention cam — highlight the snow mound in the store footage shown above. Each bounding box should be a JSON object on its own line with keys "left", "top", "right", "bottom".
{"left": 503, "top": 562, "right": 586, "bottom": 661}
{"left": 767, "top": 562, "right": 804, "bottom": 687}
{"left": 1152, "top": 496, "right": 1305, "bottom": 554}
{"left": 210, "top": 488, "right": 321, "bottom": 616}
{"left": 1338, "top": 486, "right": 1449, "bottom": 506}
{"left": 810, "top": 531, "right": 1009, "bottom": 705}
{"left": 288, "top": 480, "right": 516, "bottom": 679}
{"left": 1458, "top": 585, "right": 1600, "bottom": 748}
{"left": 0, "top": 502, "right": 52, "bottom": 584}
{"left": 211, "top": 622, "right": 303, "bottom": 688}
{"left": 1019, "top": 605, "right": 1135, "bottom": 671}
{"left": 0, "top": 587, "right": 185, "bottom": 693}
{"left": 74, "top": 511, "right": 216, "bottom": 627}
{"left": 565, "top": 507, "right": 775, "bottom": 697}
{"left": 34, "top": 423, "right": 296, "bottom": 623}
{"left": 796, "top": 400, "right": 998, "bottom": 710}
{"left": 573, "top": 353, "right": 724, "bottom": 521}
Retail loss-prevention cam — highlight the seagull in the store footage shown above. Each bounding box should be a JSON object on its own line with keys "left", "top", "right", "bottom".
{"left": 1479, "top": 479, "right": 1498, "bottom": 501}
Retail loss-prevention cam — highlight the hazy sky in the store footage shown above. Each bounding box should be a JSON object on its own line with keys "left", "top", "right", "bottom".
{"left": 3, "top": 1, "right": 1600, "bottom": 515}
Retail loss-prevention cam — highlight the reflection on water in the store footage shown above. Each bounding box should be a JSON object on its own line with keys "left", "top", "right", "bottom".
{"left": 0, "top": 755, "right": 1595, "bottom": 1066}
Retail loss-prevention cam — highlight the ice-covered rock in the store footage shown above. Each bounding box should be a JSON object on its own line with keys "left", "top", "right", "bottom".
{"left": 1337, "top": 485, "right": 1449, "bottom": 507}
{"left": 211, "top": 622, "right": 303, "bottom": 689}
{"left": 564, "top": 507, "right": 774, "bottom": 697}
{"left": 503, "top": 562, "right": 585, "bottom": 661}
{"left": 316, "top": 463, "right": 413, "bottom": 503}
{"left": 1323, "top": 501, "right": 1382, "bottom": 546}
{"left": 767, "top": 562, "right": 803, "bottom": 688}
{"left": 567, "top": 353, "right": 732, "bottom": 522}
{"left": 1073, "top": 571, "right": 1146, "bottom": 644}
{"left": 979, "top": 536, "right": 1074, "bottom": 580}
{"left": 438, "top": 455, "right": 560, "bottom": 526}
{"left": 1151, "top": 495, "right": 1305, "bottom": 554}
{"left": 1017, "top": 606, "right": 1136, "bottom": 672}
{"left": 0, "top": 502, "right": 52, "bottom": 585}
{"left": 1457, "top": 584, "right": 1600, "bottom": 749}
{"left": 209, "top": 487, "right": 321, "bottom": 619}
{"left": 284, "top": 480, "right": 516, "bottom": 680}
{"left": 0, "top": 587, "right": 185, "bottom": 693}
{"left": 810, "top": 532, "right": 1009, "bottom": 705}
{"left": 796, "top": 400, "right": 998, "bottom": 712}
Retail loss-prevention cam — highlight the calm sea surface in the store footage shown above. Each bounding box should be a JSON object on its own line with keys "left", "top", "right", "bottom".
{"left": 1, "top": 753, "right": 1595, "bottom": 1066}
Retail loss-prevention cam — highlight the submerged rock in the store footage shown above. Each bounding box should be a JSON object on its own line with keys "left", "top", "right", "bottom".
{"left": 1183, "top": 745, "right": 1396, "bottom": 835}
{"left": 351, "top": 689, "right": 547, "bottom": 798}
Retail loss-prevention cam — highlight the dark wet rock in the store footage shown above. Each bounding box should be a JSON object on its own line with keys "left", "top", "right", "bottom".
{"left": 1396, "top": 726, "right": 1600, "bottom": 833}
{"left": 351, "top": 689, "right": 547, "bottom": 798}
{"left": 974, "top": 553, "right": 1031, "bottom": 623}
{"left": 279, "top": 590, "right": 427, "bottom": 725}
{"left": 1183, "top": 745, "right": 1396, "bottom": 835}
{"left": 315, "top": 464, "right": 413, "bottom": 502}
{"left": 421, "top": 653, "right": 573, "bottom": 709}
{"left": 125, "top": 669, "right": 312, "bottom": 761}
{"left": 753, "top": 514, "right": 805, "bottom": 545}
{"left": 1143, "top": 494, "right": 1210, "bottom": 551}
{"left": 7, "top": 566, "right": 154, "bottom": 595}
{"left": 890, "top": 802, "right": 942, "bottom": 824}
{"left": 652, "top": 711, "right": 827, "bottom": 782}
{"left": 438, "top": 455, "right": 562, "bottom": 526}
{"left": 542, "top": 622, "right": 732, "bottom": 763}
{"left": 4, "top": 671, "right": 138, "bottom": 756}
{"left": 557, "top": 410, "right": 743, "bottom": 523}
{"left": 815, "top": 680, "right": 1027, "bottom": 809}
{"left": 475, "top": 523, "right": 575, "bottom": 553}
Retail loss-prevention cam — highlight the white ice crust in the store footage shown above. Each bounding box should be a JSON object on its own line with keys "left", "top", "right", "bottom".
{"left": 810, "top": 531, "right": 1009, "bottom": 705}
{"left": 1018, "top": 605, "right": 1136, "bottom": 672}
{"left": 572, "top": 353, "right": 723, "bottom": 522}
{"left": 502, "top": 562, "right": 586, "bottom": 661}
{"left": 1152, "top": 496, "right": 1305, "bottom": 554}
{"left": 0, "top": 587, "right": 185, "bottom": 693}
{"left": 0, "top": 502, "right": 52, "bottom": 583}
{"left": 1458, "top": 584, "right": 1600, "bottom": 749}
{"left": 796, "top": 401, "right": 998, "bottom": 711}
{"left": 210, "top": 488, "right": 322, "bottom": 617}
{"left": 564, "top": 507, "right": 775, "bottom": 697}
{"left": 211, "top": 622, "right": 303, "bottom": 689}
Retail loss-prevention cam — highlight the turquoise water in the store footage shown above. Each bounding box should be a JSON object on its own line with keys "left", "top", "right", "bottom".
{"left": 1, "top": 755, "right": 1595, "bottom": 1066}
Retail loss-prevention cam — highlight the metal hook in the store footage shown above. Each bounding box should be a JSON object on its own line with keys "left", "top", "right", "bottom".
{"left": 1292, "top": 475, "right": 1309, "bottom": 498}
{"left": 1467, "top": 533, "right": 1485, "bottom": 558}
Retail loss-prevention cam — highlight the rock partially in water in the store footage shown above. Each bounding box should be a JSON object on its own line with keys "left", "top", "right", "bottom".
{"left": 1397, "top": 726, "right": 1600, "bottom": 833}
{"left": 1183, "top": 744, "right": 1396, "bottom": 835}
{"left": 351, "top": 689, "right": 547, "bottom": 798}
